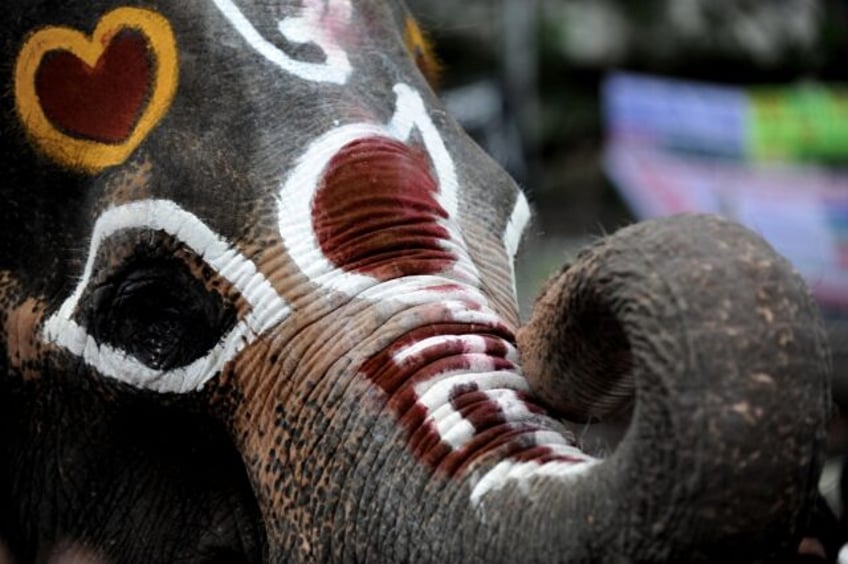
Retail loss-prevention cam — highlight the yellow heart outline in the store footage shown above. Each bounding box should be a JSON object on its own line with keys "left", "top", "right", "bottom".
{"left": 14, "top": 7, "right": 179, "bottom": 174}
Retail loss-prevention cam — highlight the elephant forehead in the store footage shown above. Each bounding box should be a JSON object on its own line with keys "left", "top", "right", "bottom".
{"left": 5, "top": 1, "right": 519, "bottom": 248}
{"left": 139, "top": 0, "right": 430, "bottom": 234}
{"left": 6, "top": 0, "right": 406, "bottom": 197}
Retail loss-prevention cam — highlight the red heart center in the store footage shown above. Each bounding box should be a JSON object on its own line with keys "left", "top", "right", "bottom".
{"left": 35, "top": 29, "right": 152, "bottom": 145}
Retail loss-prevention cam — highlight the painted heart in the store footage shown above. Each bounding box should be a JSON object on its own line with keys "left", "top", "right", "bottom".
{"left": 36, "top": 30, "right": 152, "bottom": 145}
{"left": 14, "top": 7, "right": 179, "bottom": 173}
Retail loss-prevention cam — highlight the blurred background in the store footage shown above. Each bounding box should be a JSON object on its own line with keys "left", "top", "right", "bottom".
{"left": 407, "top": 0, "right": 848, "bottom": 528}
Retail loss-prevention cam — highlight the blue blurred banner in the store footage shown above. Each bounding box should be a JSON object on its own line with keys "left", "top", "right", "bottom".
{"left": 603, "top": 73, "right": 748, "bottom": 159}
{"left": 603, "top": 71, "right": 848, "bottom": 163}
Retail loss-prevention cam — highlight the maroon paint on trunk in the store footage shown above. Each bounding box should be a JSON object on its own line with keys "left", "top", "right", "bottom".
{"left": 313, "top": 137, "right": 457, "bottom": 280}
{"left": 319, "top": 137, "right": 591, "bottom": 476}
{"left": 361, "top": 323, "right": 514, "bottom": 396}
{"left": 450, "top": 387, "right": 507, "bottom": 431}
{"left": 358, "top": 312, "right": 585, "bottom": 478}
{"left": 446, "top": 385, "right": 583, "bottom": 466}
{"left": 35, "top": 30, "right": 152, "bottom": 144}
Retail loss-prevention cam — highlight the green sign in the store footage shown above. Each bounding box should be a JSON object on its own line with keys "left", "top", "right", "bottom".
{"left": 749, "top": 85, "right": 848, "bottom": 163}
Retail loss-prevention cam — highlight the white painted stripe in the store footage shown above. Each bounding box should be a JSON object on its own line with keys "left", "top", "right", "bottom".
{"left": 536, "top": 458, "right": 599, "bottom": 476}
{"left": 470, "top": 457, "right": 598, "bottom": 506}
{"left": 394, "top": 335, "right": 474, "bottom": 365}
{"left": 468, "top": 424, "right": 598, "bottom": 506}
{"left": 394, "top": 336, "right": 519, "bottom": 371}
{"left": 415, "top": 371, "right": 530, "bottom": 408}
{"left": 42, "top": 199, "right": 291, "bottom": 393}
{"left": 422, "top": 380, "right": 510, "bottom": 450}
{"left": 470, "top": 460, "right": 515, "bottom": 505}
{"left": 532, "top": 429, "right": 575, "bottom": 448}
{"left": 503, "top": 191, "right": 531, "bottom": 297}
{"left": 431, "top": 409, "right": 476, "bottom": 449}
{"left": 503, "top": 191, "right": 531, "bottom": 262}
{"left": 211, "top": 0, "right": 352, "bottom": 84}
{"left": 545, "top": 443, "right": 594, "bottom": 460}
{"left": 426, "top": 388, "right": 533, "bottom": 450}
{"left": 389, "top": 85, "right": 458, "bottom": 219}
{"left": 423, "top": 387, "right": 554, "bottom": 454}
{"left": 390, "top": 85, "right": 481, "bottom": 288}
{"left": 357, "top": 275, "right": 489, "bottom": 306}
{"left": 483, "top": 388, "right": 533, "bottom": 421}
{"left": 396, "top": 348, "right": 598, "bottom": 506}
{"left": 442, "top": 303, "right": 511, "bottom": 328}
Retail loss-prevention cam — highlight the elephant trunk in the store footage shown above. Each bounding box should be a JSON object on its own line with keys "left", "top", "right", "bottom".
{"left": 229, "top": 214, "right": 828, "bottom": 562}
{"left": 512, "top": 213, "right": 830, "bottom": 560}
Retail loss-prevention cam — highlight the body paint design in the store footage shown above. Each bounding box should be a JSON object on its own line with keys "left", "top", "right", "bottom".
{"left": 16, "top": 0, "right": 577, "bottom": 506}
{"left": 212, "top": 0, "right": 352, "bottom": 85}
{"left": 503, "top": 192, "right": 531, "bottom": 297}
{"left": 314, "top": 136, "right": 457, "bottom": 279}
{"left": 42, "top": 199, "right": 291, "bottom": 393}
{"left": 359, "top": 294, "right": 597, "bottom": 504}
{"left": 278, "top": 83, "right": 479, "bottom": 297}
{"left": 277, "top": 81, "right": 591, "bottom": 500}
{"left": 15, "top": 7, "right": 178, "bottom": 173}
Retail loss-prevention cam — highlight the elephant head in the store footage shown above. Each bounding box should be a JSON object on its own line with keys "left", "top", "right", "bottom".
{"left": 0, "top": 1, "right": 831, "bottom": 562}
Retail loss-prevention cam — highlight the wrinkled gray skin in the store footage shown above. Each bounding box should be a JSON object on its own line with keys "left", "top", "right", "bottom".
{"left": 0, "top": 0, "right": 831, "bottom": 562}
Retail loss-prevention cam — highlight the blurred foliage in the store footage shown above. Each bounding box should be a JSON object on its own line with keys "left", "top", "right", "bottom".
{"left": 546, "top": 1, "right": 823, "bottom": 76}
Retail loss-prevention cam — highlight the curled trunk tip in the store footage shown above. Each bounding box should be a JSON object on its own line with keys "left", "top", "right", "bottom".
{"left": 517, "top": 213, "right": 830, "bottom": 559}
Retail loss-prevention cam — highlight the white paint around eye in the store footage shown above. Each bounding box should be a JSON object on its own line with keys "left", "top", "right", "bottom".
{"left": 42, "top": 199, "right": 291, "bottom": 394}
{"left": 211, "top": 0, "right": 352, "bottom": 84}
{"left": 278, "top": 84, "right": 480, "bottom": 297}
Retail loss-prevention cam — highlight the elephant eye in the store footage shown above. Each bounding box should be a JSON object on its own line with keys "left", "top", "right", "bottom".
{"left": 84, "top": 256, "right": 237, "bottom": 372}
{"left": 42, "top": 199, "right": 291, "bottom": 394}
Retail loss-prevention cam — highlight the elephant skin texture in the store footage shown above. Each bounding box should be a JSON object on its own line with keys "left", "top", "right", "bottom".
{"left": 0, "top": 1, "right": 832, "bottom": 562}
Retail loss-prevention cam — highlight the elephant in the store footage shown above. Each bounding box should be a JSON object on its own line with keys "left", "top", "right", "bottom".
{"left": 0, "top": 0, "right": 832, "bottom": 562}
